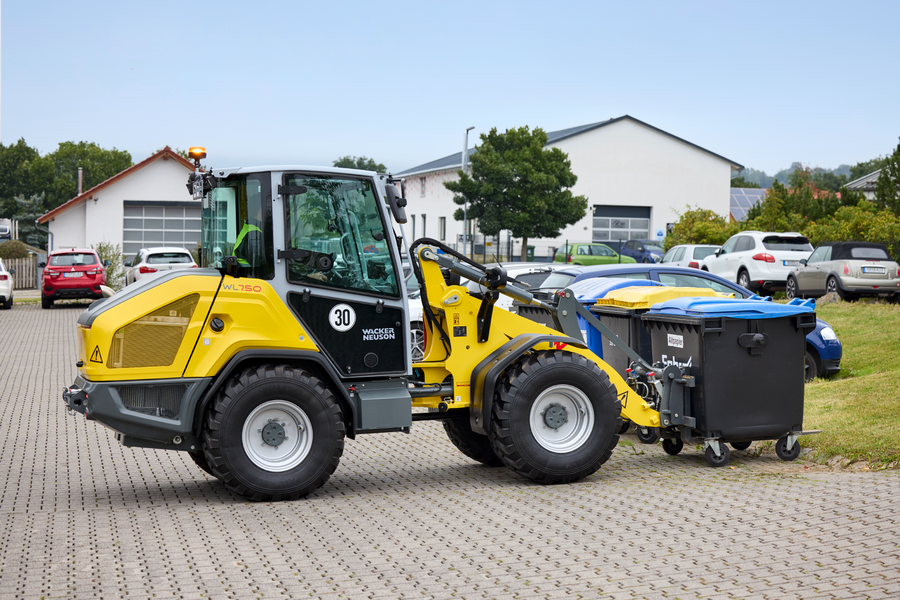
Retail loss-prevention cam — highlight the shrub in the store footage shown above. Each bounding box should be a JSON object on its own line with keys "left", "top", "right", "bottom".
{"left": 0, "top": 240, "right": 29, "bottom": 259}
{"left": 92, "top": 241, "right": 125, "bottom": 291}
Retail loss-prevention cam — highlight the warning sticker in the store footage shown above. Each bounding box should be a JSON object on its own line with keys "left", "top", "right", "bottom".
{"left": 90, "top": 346, "right": 103, "bottom": 363}
{"left": 667, "top": 334, "right": 684, "bottom": 349}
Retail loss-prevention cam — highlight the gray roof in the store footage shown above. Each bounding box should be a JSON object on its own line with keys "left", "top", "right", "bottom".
{"left": 845, "top": 169, "right": 881, "bottom": 191}
{"left": 394, "top": 115, "right": 744, "bottom": 177}
{"left": 730, "top": 187, "right": 766, "bottom": 222}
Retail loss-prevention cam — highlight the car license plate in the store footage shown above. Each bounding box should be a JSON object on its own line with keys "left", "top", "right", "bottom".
{"left": 783, "top": 260, "right": 800, "bottom": 267}
{"left": 63, "top": 272, "right": 82, "bottom": 278}
{"left": 862, "top": 266, "right": 885, "bottom": 274}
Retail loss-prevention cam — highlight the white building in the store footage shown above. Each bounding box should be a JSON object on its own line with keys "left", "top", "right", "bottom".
{"left": 395, "top": 115, "right": 742, "bottom": 258}
{"left": 38, "top": 148, "right": 197, "bottom": 257}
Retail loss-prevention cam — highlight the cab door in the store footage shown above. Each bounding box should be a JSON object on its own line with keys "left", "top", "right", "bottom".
{"left": 280, "top": 172, "right": 409, "bottom": 378}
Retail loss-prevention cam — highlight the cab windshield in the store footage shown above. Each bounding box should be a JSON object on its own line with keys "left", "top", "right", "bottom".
{"left": 201, "top": 173, "right": 274, "bottom": 279}
{"left": 282, "top": 174, "right": 399, "bottom": 297}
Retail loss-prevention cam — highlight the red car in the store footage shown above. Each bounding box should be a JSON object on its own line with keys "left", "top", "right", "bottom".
{"left": 41, "top": 248, "right": 108, "bottom": 309}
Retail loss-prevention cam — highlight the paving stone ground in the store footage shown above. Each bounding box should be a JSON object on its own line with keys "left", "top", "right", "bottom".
{"left": 1, "top": 302, "right": 898, "bottom": 600}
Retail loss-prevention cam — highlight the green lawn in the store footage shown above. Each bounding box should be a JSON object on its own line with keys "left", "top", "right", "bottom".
{"left": 803, "top": 300, "right": 900, "bottom": 465}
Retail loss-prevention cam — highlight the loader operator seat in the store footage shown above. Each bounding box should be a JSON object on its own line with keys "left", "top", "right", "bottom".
{"left": 233, "top": 193, "right": 265, "bottom": 267}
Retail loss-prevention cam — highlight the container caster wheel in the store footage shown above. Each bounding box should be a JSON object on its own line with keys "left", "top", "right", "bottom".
{"left": 704, "top": 443, "right": 731, "bottom": 467}
{"left": 619, "top": 420, "right": 632, "bottom": 434}
{"left": 775, "top": 436, "right": 801, "bottom": 461}
{"left": 731, "top": 441, "right": 752, "bottom": 451}
{"left": 662, "top": 438, "right": 683, "bottom": 456}
{"left": 636, "top": 427, "right": 659, "bottom": 444}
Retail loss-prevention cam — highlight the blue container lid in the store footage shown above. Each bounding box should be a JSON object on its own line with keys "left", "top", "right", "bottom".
{"left": 645, "top": 297, "right": 815, "bottom": 319}
{"left": 567, "top": 278, "right": 665, "bottom": 302}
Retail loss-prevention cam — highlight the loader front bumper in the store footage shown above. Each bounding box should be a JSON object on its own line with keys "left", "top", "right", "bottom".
{"left": 62, "top": 375, "right": 212, "bottom": 451}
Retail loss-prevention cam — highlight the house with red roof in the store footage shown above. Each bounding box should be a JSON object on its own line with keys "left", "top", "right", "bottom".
{"left": 38, "top": 147, "right": 197, "bottom": 257}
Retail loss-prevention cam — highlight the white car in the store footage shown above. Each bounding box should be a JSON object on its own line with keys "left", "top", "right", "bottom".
{"left": 661, "top": 244, "right": 721, "bottom": 269}
{"left": 407, "top": 262, "right": 566, "bottom": 361}
{"left": 0, "top": 258, "right": 14, "bottom": 309}
{"left": 125, "top": 247, "right": 198, "bottom": 285}
{"left": 700, "top": 231, "right": 813, "bottom": 295}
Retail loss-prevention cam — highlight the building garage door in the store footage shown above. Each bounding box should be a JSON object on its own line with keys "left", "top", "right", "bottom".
{"left": 592, "top": 206, "right": 651, "bottom": 242}
{"left": 122, "top": 202, "right": 202, "bottom": 256}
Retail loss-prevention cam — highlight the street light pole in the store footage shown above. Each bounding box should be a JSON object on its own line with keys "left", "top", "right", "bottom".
{"left": 462, "top": 126, "right": 474, "bottom": 256}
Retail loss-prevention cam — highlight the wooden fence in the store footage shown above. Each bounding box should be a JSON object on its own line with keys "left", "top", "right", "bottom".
{"left": 6, "top": 257, "right": 39, "bottom": 290}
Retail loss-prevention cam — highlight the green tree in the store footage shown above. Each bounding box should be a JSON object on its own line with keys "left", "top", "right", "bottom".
{"left": 807, "top": 201, "right": 900, "bottom": 259}
{"left": 812, "top": 170, "right": 848, "bottom": 193}
{"left": 37, "top": 141, "right": 133, "bottom": 210}
{"left": 874, "top": 139, "right": 900, "bottom": 215}
{"left": 333, "top": 156, "right": 387, "bottom": 172}
{"left": 444, "top": 126, "right": 587, "bottom": 261}
{"left": 664, "top": 207, "right": 740, "bottom": 250}
{"left": 12, "top": 193, "right": 48, "bottom": 248}
{"left": 0, "top": 139, "right": 43, "bottom": 218}
{"left": 729, "top": 176, "right": 761, "bottom": 189}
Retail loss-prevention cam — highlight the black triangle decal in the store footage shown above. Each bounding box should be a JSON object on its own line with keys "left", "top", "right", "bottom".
{"left": 90, "top": 346, "right": 103, "bottom": 363}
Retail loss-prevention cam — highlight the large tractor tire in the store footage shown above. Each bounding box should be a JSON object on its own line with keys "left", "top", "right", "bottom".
{"left": 203, "top": 364, "right": 345, "bottom": 501}
{"left": 489, "top": 351, "right": 622, "bottom": 484}
{"left": 443, "top": 418, "right": 503, "bottom": 466}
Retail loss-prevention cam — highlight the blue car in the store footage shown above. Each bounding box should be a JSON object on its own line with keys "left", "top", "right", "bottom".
{"left": 535, "top": 264, "right": 842, "bottom": 381}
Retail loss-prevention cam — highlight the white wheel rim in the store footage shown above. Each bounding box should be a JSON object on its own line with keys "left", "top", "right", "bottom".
{"left": 529, "top": 384, "right": 595, "bottom": 454}
{"left": 241, "top": 400, "right": 313, "bottom": 472}
{"left": 410, "top": 325, "right": 425, "bottom": 362}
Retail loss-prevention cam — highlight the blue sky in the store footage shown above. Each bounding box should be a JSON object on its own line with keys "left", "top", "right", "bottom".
{"left": 3, "top": 0, "right": 899, "bottom": 176}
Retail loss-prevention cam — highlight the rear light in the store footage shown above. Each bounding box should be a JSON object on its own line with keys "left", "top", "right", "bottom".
{"left": 897, "top": 268, "right": 900, "bottom": 277}
{"left": 843, "top": 264, "right": 850, "bottom": 275}
{"left": 50, "top": 271, "right": 60, "bottom": 279}
{"left": 0, "top": 275, "right": 6, "bottom": 281}
{"left": 688, "top": 261, "right": 699, "bottom": 269}
{"left": 191, "top": 265, "right": 198, "bottom": 268}
{"left": 86, "top": 269, "right": 101, "bottom": 275}
{"left": 751, "top": 253, "right": 775, "bottom": 263}
{"left": 140, "top": 266, "right": 158, "bottom": 274}
{"left": 566, "top": 254, "right": 572, "bottom": 263}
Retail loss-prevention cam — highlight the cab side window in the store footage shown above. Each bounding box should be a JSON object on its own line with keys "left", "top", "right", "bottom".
{"left": 673, "top": 247, "right": 686, "bottom": 262}
{"left": 720, "top": 237, "right": 738, "bottom": 254}
{"left": 734, "top": 236, "right": 755, "bottom": 253}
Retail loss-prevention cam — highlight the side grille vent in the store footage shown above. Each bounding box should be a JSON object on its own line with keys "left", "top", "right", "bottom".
{"left": 116, "top": 385, "right": 187, "bottom": 420}
{"left": 108, "top": 294, "right": 199, "bottom": 368}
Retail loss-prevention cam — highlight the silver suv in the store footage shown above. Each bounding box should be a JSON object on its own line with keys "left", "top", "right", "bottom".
{"left": 700, "top": 231, "right": 813, "bottom": 294}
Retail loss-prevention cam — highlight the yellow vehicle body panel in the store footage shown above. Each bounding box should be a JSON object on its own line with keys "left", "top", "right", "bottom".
{"left": 183, "top": 278, "right": 318, "bottom": 378}
{"left": 412, "top": 250, "right": 660, "bottom": 428}
{"left": 77, "top": 276, "right": 319, "bottom": 382}
{"left": 77, "top": 275, "right": 222, "bottom": 382}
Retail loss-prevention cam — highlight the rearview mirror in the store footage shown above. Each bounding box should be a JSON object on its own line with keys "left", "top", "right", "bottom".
{"left": 38, "top": 261, "right": 46, "bottom": 268}
{"left": 104, "top": 260, "right": 111, "bottom": 267}
{"left": 384, "top": 184, "right": 408, "bottom": 224}
{"left": 800, "top": 258, "right": 807, "bottom": 266}
{"left": 715, "top": 248, "right": 723, "bottom": 257}
{"left": 9, "top": 269, "right": 15, "bottom": 275}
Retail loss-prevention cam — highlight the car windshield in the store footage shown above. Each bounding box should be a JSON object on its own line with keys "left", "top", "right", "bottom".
{"left": 692, "top": 247, "right": 719, "bottom": 260}
{"left": 538, "top": 272, "right": 576, "bottom": 289}
{"left": 850, "top": 247, "right": 890, "bottom": 260}
{"left": 148, "top": 253, "right": 193, "bottom": 265}
{"left": 50, "top": 253, "right": 97, "bottom": 266}
{"left": 762, "top": 236, "right": 812, "bottom": 252}
{"left": 644, "top": 243, "right": 664, "bottom": 253}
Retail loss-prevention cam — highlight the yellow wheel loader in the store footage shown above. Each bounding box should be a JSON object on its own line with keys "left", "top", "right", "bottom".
{"left": 62, "top": 150, "right": 661, "bottom": 501}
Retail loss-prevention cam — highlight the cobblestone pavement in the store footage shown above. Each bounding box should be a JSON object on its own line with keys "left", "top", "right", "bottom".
{"left": 1, "top": 302, "right": 899, "bottom": 600}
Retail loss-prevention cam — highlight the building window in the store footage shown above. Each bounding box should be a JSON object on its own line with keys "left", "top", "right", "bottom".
{"left": 420, "top": 177, "right": 426, "bottom": 197}
{"left": 439, "top": 217, "right": 446, "bottom": 241}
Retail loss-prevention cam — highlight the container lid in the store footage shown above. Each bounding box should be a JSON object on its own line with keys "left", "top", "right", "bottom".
{"left": 644, "top": 297, "right": 815, "bottom": 319}
{"left": 567, "top": 278, "right": 665, "bottom": 302}
{"left": 593, "top": 286, "right": 733, "bottom": 309}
